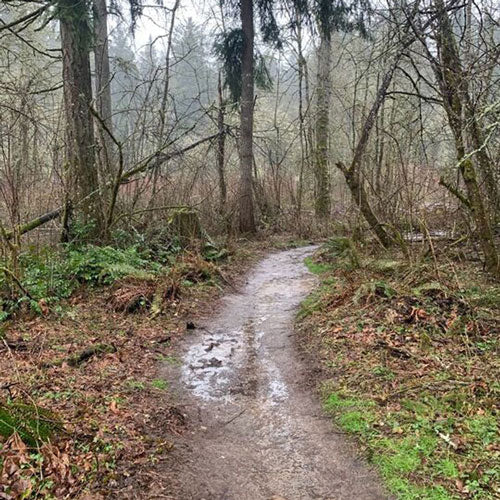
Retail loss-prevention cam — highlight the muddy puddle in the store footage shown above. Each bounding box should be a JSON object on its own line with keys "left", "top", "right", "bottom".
{"left": 164, "top": 246, "right": 389, "bottom": 500}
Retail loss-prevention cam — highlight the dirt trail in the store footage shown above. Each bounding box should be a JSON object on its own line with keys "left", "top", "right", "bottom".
{"left": 164, "top": 246, "right": 389, "bottom": 500}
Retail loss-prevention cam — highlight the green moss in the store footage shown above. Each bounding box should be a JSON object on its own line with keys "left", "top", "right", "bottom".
{"left": 337, "top": 410, "right": 375, "bottom": 434}
{"left": 467, "top": 415, "right": 498, "bottom": 445}
{"left": 412, "top": 282, "right": 449, "bottom": 297}
{"left": 304, "top": 257, "right": 334, "bottom": 275}
{"left": 324, "top": 391, "right": 374, "bottom": 411}
{"left": 151, "top": 379, "right": 168, "bottom": 390}
{"left": 297, "top": 289, "right": 324, "bottom": 318}
{"left": 0, "top": 402, "right": 61, "bottom": 446}
{"left": 375, "top": 446, "right": 421, "bottom": 474}
{"left": 353, "top": 280, "right": 397, "bottom": 303}
{"left": 384, "top": 477, "right": 455, "bottom": 500}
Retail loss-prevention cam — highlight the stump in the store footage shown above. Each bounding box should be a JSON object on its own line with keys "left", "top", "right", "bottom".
{"left": 169, "top": 209, "right": 203, "bottom": 247}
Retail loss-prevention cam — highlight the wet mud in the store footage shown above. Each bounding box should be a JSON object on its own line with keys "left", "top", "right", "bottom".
{"left": 164, "top": 246, "right": 389, "bottom": 500}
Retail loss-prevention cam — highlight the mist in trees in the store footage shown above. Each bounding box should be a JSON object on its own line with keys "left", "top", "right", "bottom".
{"left": 0, "top": 0, "right": 499, "bottom": 275}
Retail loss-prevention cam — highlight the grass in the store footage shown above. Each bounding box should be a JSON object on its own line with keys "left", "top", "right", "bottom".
{"left": 151, "top": 379, "right": 168, "bottom": 391}
{"left": 157, "top": 354, "right": 181, "bottom": 365}
{"left": 299, "top": 244, "right": 500, "bottom": 500}
{"left": 304, "top": 256, "right": 334, "bottom": 275}
{"left": 125, "top": 380, "right": 146, "bottom": 391}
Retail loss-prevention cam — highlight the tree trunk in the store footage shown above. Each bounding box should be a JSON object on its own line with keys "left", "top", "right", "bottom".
{"left": 59, "top": 0, "right": 101, "bottom": 237}
{"left": 238, "top": 0, "right": 256, "bottom": 233}
{"left": 432, "top": 0, "right": 499, "bottom": 276}
{"left": 314, "top": 33, "right": 331, "bottom": 218}
{"left": 464, "top": 98, "right": 500, "bottom": 218}
{"left": 217, "top": 71, "right": 227, "bottom": 213}
{"left": 337, "top": 162, "right": 393, "bottom": 248}
{"left": 295, "top": 6, "right": 311, "bottom": 220}
{"left": 93, "top": 0, "right": 114, "bottom": 178}
{"left": 335, "top": 61, "right": 399, "bottom": 248}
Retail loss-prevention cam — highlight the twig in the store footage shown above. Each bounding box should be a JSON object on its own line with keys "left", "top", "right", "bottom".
{"left": 221, "top": 408, "right": 246, "bottom": 426}
{"left": 0, "top": 266, "right": 33, "bottom": 299}
{"left": 0, "top": 382, "right": 19, "bottom": 398}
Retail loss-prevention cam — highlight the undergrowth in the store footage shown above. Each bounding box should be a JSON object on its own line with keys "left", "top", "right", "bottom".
{"left": 0, "top": 235, "right": 233, "bottom": 498}
{"left": 0, "top": 237, "right": 228, "bottom": 322}
{"left": 298, "top": 237, "right": 500, "bottom": 500}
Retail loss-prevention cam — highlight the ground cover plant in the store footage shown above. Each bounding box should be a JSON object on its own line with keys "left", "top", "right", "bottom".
{"left": 298, "top": 239, "right": 500, "bottom": 500}
{"left": 0, "top": 233, "right": 297, "bottom": 498}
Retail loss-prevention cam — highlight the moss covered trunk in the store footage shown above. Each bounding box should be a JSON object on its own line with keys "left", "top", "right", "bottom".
{"left": 314, "top": 33, "right": 331, "bottom": 218}
{"left": 433, "top": 0, "right": 499, "bottom": 276}
{"left": 59, "top": 0, "right": 102, "bottom": 238}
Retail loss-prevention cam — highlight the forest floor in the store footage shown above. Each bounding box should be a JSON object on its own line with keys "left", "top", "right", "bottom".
{"left": 297, "top": 241, "right": 499, "bottom": 500}
{"left": 0, "top": 236, "right": 498, "bottom": 500}
{"left": 0, "top": 237, "right": 278, "bottom": 499}
{"left": 151, "top": 245, "right": 388, "bottom": 500}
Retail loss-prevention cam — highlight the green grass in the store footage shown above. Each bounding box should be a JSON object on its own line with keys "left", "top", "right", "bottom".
{"left": 435, "top": 459, "right": 459, "bottom": 479}
{"left": 297, "top": 290, "right": 323, "bottom": 318}
{"left": 157, "top": 354, "right": 181, "bottom": 365}
{"left": 467, "top": 415, "right": 498, "bottom": 445}
{"left": 151, "top": 379, "right": 168, "bottom": 391}
{"left": 338, "top": 410, "right": 375, "bottom": 434}
{"left": 125, "top": 380, "right": 145, "bottom": 391}
{"left": 304, "top": 256, "right": 334, "bottom": 275}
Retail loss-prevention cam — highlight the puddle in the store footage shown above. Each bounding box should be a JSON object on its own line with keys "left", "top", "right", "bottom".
{"left": 181, "top": 245, "right": 317, "bottom": 406}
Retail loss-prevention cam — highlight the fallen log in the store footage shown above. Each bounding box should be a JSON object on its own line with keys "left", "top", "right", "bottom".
{"left": 67, "top": 343, "right": 117, "bottom": 366}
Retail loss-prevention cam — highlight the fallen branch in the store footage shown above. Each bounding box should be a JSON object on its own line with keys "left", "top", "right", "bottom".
{"left": 222, "top": 408, "right": 246, "bottom": 426}
{"left": 0, "top": 338, "right": 28, "bottom": 351}
{"left": 3, "top": 208, "right": 62, "bottom": 241}
{"left": 0, "top": 382, "right": 19, "bottom": 398}
{"left": 43, "top": 343, "right": 117, "bottom": 368}
{"left": 375, "top": 340, "right": 412, "bottom": 359}
{"left": 0, "top": 266, "right": 33, "bottom": 299}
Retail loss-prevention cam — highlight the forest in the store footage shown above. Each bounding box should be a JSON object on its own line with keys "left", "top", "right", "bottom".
{"left": 0, "top": 0, "right": 498, "bottom": 498}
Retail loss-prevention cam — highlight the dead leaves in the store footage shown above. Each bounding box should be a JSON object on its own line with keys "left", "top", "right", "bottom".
{"left": 297, "top": 255, "right": 500, "bottom": 499}
{"left": 40, "top": 442, "right": 77, "bottom": 497}
{"left": 0, "top": 434, "right": 77, "bottom": 499}
{"left": 0, "top": 434, "right": 31, "bottom": 499}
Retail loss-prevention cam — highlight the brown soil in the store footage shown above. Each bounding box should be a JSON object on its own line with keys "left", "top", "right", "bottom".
{"left": 1, "top": 243, "right": 390, "bottom": 499}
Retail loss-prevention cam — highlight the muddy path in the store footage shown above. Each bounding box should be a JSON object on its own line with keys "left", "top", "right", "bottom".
{"left": 163, "top": 246, "right": 388, "bottom": 500}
